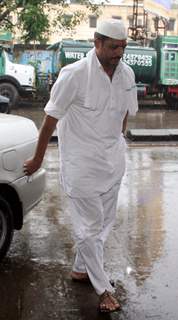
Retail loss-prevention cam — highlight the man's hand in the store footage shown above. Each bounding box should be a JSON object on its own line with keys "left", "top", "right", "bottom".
{"left": 23, "top": 115, "right": 58, "bottom": 176}
{"left": 23, "top": 158, "right": 42, "bottom": 176}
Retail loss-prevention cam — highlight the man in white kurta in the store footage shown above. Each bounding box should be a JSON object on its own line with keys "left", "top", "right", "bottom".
{"left": 24, "top": 19, "right": 138, "bottom": 312}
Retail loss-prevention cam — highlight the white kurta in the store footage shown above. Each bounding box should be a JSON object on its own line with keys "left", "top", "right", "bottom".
{"left": 45, "top": 48, "right": 138, "bottom": 198}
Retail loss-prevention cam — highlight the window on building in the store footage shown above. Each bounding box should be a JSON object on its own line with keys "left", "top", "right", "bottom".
{"left": 153, "top": 17, "right": 158, "bottom": 29}
{"left": 112, "top": 16, "right": 122, "bottom": 20}
{"left": 147, "top": 19, "right": 151, "bottom": 31}
{"left": 138, "top": 18, "right": 143, "bottom": 26}
{"left": 89, "top": 16, "right": 97, "bottom": 28}
{"left": 167, "top": 18, "right": 175, "bottom": 31}
{"left": 127, "top": 15, "right": 133, "bottom": 27}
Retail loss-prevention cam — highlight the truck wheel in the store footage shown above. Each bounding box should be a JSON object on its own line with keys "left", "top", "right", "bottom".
{"left": 0, "top": 196, "right": 14, "bottom": 261}
{"left": 164, "top": 94, "right": 178, "bottom": 109}
{"left": 0, "top": 83, "right": 19, "bottom": 108}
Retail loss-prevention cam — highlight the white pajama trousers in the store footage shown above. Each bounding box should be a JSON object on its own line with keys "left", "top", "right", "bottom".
{"left": 68, "top": 181, "right": 121, "bottom": 295}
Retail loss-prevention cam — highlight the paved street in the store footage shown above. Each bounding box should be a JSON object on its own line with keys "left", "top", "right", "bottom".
{"left": 12, "top": 102, "right": 178, "bottom": 131}
{"left": 0, "top": 106, "right": 178, "bottom": 319}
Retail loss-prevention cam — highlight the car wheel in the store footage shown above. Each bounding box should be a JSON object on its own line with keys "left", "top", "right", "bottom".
{"left": 0, "top": 102, "right": 10, "bottom": 114}
{"left": 0, "top": 83, "right": 19, "bottom": 108}
{"left": 0, "top": 196, "right": 14, "bottom": 261}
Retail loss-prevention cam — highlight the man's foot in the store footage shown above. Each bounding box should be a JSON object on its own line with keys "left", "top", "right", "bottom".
{"left": 70, "top": 271, "right": 90, "bottom": 283}
{"left": 99, "top": 290, "right": 121, "bottom": 313}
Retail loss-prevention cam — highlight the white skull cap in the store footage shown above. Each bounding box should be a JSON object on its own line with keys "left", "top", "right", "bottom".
{"left": 96, "top": 19, "right": 127, "bottom": 40}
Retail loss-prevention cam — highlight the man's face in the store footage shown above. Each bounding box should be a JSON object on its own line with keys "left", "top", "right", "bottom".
{"left": 95, "top": 38, "right": 127, "bottom": 68}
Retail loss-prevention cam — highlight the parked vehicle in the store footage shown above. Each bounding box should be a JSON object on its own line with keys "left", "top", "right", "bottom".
{"left": 0, "top": 46, "right": 36, "bottom": 107}
{"left": 48, "top": 39, "right": 93, "bottom": 87}
{"left": 0, "top": 94, "right": 10, "bottom": 113}
{"left": 14, "top": 35, "right": 178, "bottom": 108}
{"left": 0, "top": 114, "right": 46, "bottom": 261}
{"left": 48, "top": 36, "right": 178, "bottom": 108}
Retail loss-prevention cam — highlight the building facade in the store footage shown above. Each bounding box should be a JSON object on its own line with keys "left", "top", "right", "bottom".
{"left": 13, "top": 0, "right": 178, "bottom": 44}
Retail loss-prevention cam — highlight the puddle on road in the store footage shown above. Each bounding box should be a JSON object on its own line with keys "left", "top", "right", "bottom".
{"left": 105, "top": 146, "right": 178, "bottom": 319}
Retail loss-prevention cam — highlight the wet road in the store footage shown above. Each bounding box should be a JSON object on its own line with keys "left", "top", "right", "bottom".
{"left": 1, "top": 107, "right": 178, "bottom": 319}
{"left": 11, "top": 103, "right": 178, "bottom": 131}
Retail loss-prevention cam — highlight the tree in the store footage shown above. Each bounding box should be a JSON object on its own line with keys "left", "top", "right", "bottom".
{"left": 19, "top": 3, "right": 49, "bottom": 43}
{"left": 0, "top": 0, "right": 102, "bottom": 43}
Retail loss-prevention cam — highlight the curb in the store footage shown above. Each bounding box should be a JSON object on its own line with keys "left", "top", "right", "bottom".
{"left": 127, "top": 129, "right": 178, "bottom": 141}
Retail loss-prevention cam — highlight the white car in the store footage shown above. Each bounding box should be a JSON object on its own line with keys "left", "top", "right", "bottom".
{"left": 0, "top": 113, "right": 45, "bottom": 260}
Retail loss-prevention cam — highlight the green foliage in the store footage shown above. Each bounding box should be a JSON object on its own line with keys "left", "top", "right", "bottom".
{"left": 0, "top": 0, "right": 101, "bottom": 43}
{"left": 18, "top": 4, "right": 49, "bottom": 43}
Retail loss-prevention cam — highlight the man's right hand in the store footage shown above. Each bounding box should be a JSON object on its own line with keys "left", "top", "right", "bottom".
{"left": 23, "top": 115, "right": 58, "bottom": 176}
{"left": 23, "top": 158, "right": 42, "bottom": 176}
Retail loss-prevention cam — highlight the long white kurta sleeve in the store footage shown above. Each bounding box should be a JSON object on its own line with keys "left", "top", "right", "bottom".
{"left": 45, "top": 50, "right": 138, "bottom": 198}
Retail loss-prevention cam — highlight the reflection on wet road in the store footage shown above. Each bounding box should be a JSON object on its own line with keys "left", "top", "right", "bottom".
{"left": 1, "top": 142, "right": 178, "bottom": 320}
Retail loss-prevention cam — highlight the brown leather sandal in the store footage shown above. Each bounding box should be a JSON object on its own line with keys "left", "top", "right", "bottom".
{"left": 99, "top": 290, "right": 121, "bottom": 313}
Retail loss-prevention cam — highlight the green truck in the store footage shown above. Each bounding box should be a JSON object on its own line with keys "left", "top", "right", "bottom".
{"left": 48, "top": 36, "right": 178, "bottom": 108}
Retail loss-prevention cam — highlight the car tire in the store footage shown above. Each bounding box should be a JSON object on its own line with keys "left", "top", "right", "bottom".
{"left": 0, "top": 102, "right": 10, "bottom": 114}
{"left": 0, "top": 196, "right": 14, "bottom": 261}
{"left": 0, "top": 83, "right": 19, "bottom": 109}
